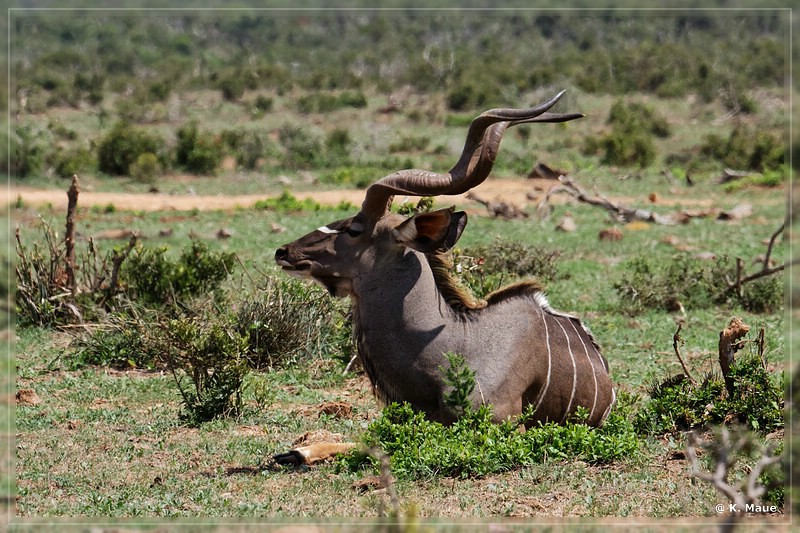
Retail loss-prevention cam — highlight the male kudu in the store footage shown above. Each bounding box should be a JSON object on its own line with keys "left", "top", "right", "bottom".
{"left": 273, "top": 91, "right": 615, "bottom": 465}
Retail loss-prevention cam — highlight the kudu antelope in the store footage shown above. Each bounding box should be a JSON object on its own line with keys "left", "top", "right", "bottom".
{"left": 273, "top": 91, "right": 615, "bottom": 465}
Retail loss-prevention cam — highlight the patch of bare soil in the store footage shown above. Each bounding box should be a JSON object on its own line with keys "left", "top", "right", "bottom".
{"left": 10, "top": 178, "right": 781, "bottom": 216}
{"left": 8, "top": 180, "right": 551, "bottom": 213}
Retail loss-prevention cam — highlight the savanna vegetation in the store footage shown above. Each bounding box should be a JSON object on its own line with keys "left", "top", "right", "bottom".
{"left": 7, "top": 3, "right": 794, "bottom": 530}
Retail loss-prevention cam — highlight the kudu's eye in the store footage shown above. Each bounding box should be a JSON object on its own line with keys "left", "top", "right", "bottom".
{"left": 346, "top": 221, "right": 364, "bottom": 238}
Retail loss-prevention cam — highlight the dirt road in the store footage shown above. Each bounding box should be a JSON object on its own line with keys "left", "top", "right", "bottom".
{"left": 7, "top": 179, "right": 552, "bottom": 213}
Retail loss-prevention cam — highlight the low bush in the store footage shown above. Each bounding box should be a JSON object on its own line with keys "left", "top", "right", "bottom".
{"left": 254, "top": 190, "right": 321, "bottom": 212}
{"left": 343, "top": 397, "right": 640, "bottom": 480}
{"left": 582, "top": 99, "right": 670, "bottom": 168}
{"left": 71, "top": 315, "right": 160, "bottom": 370}
{"left": 452, "top": 239, "right": 562, "bottom": 299}
{"left": 635, "top": 355, "right": 784, "bottom": 435}
{"left": 295, "top": 90, "right": 368, "bottom": 113}
{"left": 318, "top": 166, "right": 375, "bottom": 189}
{"left": 277, "top": 124, "right": 322, "bottom": 170}
{"left": 129, "top": 152, "right": 161, "bottom": 183}
{"left": 53, "top": 147, "right": 94, "bottom": 179}
{"left": 121, "top": 239, "right": 236, "bottom": 307}
{"left": 218, "top": 73, "right": 246, "bottom": 102}
{"left": 324, "top": 128, "right": 353, "bottom": 165}
{"left": 700, "top": 124, "right": 785, "bottom": 172}
{"left": 97, "top": 122, "right": 162, "bottom": 176}
{"left": 388, "top": 135, "right": 430, "bottom": 154}
{"left": 237, "top": 277, "right": 352, "bottom": 369}
{"left": 164, "top": 315, "right": 250, "bottom": 425}
{"left": 614, "top": 253, "right": 783, "bottom": 314}
{"left": 13, "top": 125, "right": 48, "bottom": 178}
{"left": 175, "top": 121, "right": 223, "bottom": 175}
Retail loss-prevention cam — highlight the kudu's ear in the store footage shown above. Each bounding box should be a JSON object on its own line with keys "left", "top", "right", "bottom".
{"left": 392, "top": 207, "right": 467, "bottom": 253}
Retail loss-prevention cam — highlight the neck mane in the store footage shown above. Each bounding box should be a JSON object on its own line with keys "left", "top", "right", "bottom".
{"left": 425, "top": 251, "right": 546, "bottom": 313}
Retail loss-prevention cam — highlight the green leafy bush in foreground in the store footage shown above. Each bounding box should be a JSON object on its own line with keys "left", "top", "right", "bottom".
{"left": 342, "top": 396, "right": 640, "bottom": 480}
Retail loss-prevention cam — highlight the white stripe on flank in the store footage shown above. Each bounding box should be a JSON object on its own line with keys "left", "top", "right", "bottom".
{"left": 554, "top": 317, "right": 577, "bottom": 424}
{"left": 568, "top": 318, "right": 598, "bottom": 422}
{"left": 533, "top": 306, "right": 552, "bottom": 413}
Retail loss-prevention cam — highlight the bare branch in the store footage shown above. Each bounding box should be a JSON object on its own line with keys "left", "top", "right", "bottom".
{"left": 672, "top": 322, "right": 697, "bottom": 385}
{"left": 724, "top": 222, "right": 786, "bottom": 295}
{"left": 687, "top": 427, "right": 783, "bottom": 518}
{"left": 64, "top": 175, "right": 80, "bottom": 297}
{"left": 540, "top": 176, "right": 713, "bottom": 225}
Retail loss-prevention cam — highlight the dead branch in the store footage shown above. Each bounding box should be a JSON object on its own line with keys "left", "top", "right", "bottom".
{"left": 64, "top": 175, "right": 80, "bottom": 297}
{"left": 725, "top": 222, "right": 785, "bottom": 296}
{"left": 717, "top": 168, "right": 752, "bottom": 185}
{"left": 672, "top": 322, "right": 697, "bottom": 386}
{"left": 105, "top": 234, "right": 138, "bottom": 302}
{"left": 687, "top": 427, "right": 782, "bottom": 530}
{"left": 465, "top": 191, "right": 528, "bottom": 219}
{"left": 367, "top": 446, "right": 402, "bottom": 518}
{"left": 718, "top": 318, "right": 750, "bottom": 397}
{"left": 540, "top": 176, "right": 713, "bottom": 225}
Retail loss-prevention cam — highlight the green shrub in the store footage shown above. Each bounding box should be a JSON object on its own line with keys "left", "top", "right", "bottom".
{"left": 344, "top": 397, "right": 639, "bottom": 480}
{"left": 254, "top": 190, "right": 321, "bottom": 212}
{"left": 129, "top": 152, "right": 162, "bottom": 183}
{"left": 389, "top": 135, "right": 430, "bottom": 154}
{"left": 614, "top": 253, "right": 784, "bottom": 314}
{"left": 318, "top": 166, "right": 374, "bottom": 189}
{"left": 635, "top": 355, "right": 784, "bottom": 435}
{"left": 583, "top": 100, "right": 670, "bottom": 168}
{"left": 97, "top": 122, "right": 162, "bottom": 176}
{"left": 453, "top": 239, "right": 562, "bottom": 299}
{"left": 253, "top": 94, "right": 273, "bottom": 112}
{"left": 175, "top": 121, "right": 223, "bottom": 175}
{"left": 221, "top": 130, "right": 273, "bottom": 171}
{"left": 295, "top": 90, "right": 367, "bottom": 113}
{"left": 446, "top": 82, "right": 490, "bottom": 112}
{"left": 607, "top": 100, "right": 671, "bottom": 138}
{"left": 324, "top": 128, "right": 353, "bottom": 163}
{"left": 164, "top": 316, "right": 250, "bottom": 425}
{"left": 53, "top": 147, "right": 94, "bottom": 179}
{"left": 72, "top": 71, "right": 105, "bottom": 105}
{"left": 337, "top": 90, "right": 367, "bottom": 109}
{"left": 218, "top": 74, "right": 245, "bottom": 102}
{"left": 701, "top": 125, "right": 785, "bottom": 172}
{"left": 236, "top": 277, "right": 352, "bottom": 369}
{"left": 13, "top": 125, "right": 48, "bottom": 178}
{"left": 72, "top": 316, "right": 159, "bottom": 370}
{"left": 121, "top": 239, "right": 236, "bottom": 306}
{"left": 277, "top": 124, "right": 321, "bottom": 170}
{"left": 441, "top": 352, "right": 476, "bottom": 417}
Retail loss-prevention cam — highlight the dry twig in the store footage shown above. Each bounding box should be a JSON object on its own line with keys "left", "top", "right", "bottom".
{"left": 724, "top": 222, "right": 786, "bottom": 297}
{"left": 539, "top": 176, "right": 714, "bottom": 225}
{"left": 687, "top": 427, "right": 782, "bottom": 531}
{"left": 672, "top": 322, "right": 697, "bottom": 386}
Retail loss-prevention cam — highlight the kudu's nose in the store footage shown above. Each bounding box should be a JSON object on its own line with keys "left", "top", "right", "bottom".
{"left": 275, "top": 246, "right": 289, "bottom": 263}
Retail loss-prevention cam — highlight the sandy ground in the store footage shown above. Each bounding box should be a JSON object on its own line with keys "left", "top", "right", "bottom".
{"left": 7, "top": 179, "right": 551, "bottom": 213}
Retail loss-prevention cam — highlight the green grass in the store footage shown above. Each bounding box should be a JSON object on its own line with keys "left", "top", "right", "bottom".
{"left": 10, "top": 84, "right": 790, "bottom": 524}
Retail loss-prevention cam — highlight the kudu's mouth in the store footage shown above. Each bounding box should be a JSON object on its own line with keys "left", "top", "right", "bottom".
{"left": 274, "top": 246, "right": 307, "bottom": 271}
